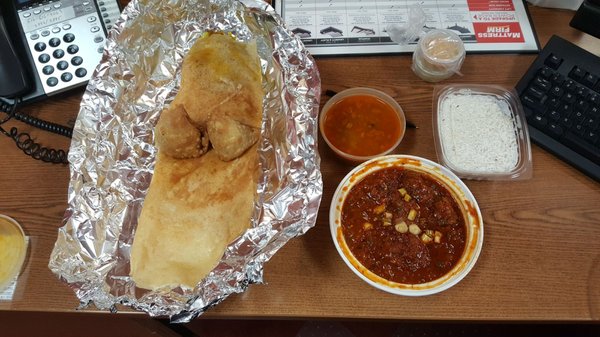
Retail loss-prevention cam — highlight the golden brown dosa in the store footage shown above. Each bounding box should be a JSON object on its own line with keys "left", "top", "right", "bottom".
{"left": 130, "top": 145, "right": 258, "bottom": 290}
{"left": 130, "top": 33, "right": 263, "bottom": 290}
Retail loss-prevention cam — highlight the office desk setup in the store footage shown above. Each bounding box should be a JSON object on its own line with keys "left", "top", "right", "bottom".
{"left": 1, "top": 1, "right": 599, "bottom": 326}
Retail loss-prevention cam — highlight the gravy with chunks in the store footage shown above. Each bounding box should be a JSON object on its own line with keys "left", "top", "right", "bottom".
{"left": 341, "top": 167, "right": 467, "bottom": 284}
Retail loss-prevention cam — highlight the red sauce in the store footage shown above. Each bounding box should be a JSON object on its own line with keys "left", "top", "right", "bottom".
{"left": 322, "top": 95, "right": 402, "bottom": 157}
{"left": 341, "top": 167, "right": 467, "bottom": 284}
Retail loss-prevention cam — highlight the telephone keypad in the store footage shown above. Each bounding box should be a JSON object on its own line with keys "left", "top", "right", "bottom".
{"left": 61, "top": 73, "right": 73, "bottom": 82}
{"left": 39, "top": 54, "right": 50, "bottom": 63}
{"left": 49, "top": 38, "right": 61, "bottom": 47}
{"left": 64, "top": 33, "right": 75, "bottom": 43}
{"left": 57, "top": 61, "right": 69, "bottom": 71}
{"left": 47, "top": 77, "right": 59, "bottom": 87}
{"left": 53, "top": 49, "right": 65, "bottom": 59}
{"left": 34, "top": 42, "right": 46, "bottom": 51}
{"left": 20, "top": 0, "right": 122, "bottom": 97}
{"left": 67, "top": 45, "right": 79, "bottom": 54}
{"left": 71, "top": 56, "right": 83, "bottom": 66}
{"left": 42, "top": 66, "right": 54, "bottom": 75}
{"left": 75, "top": 68, "right": 88, "bottom": 78}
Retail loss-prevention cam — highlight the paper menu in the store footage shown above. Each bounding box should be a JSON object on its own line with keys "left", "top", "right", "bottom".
{"left": 273, "top": 0, "right": 539, "bottom": 55}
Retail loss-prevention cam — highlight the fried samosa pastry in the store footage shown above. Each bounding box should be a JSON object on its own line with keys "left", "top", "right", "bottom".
{"left": 154, "top": 104, "right": 209, "bottom": 159}
{"left": 172, "top": 33, "right": 263, "bottom": 161}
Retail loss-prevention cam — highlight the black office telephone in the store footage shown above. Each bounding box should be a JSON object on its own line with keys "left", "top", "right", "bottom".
{"left": 0, "top": 0, "right": 121, "bottom": 163}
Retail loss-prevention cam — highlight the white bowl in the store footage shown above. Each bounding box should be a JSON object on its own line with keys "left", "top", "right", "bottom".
{"left": 329, "top": 155, "right": 483, "bottom": 296}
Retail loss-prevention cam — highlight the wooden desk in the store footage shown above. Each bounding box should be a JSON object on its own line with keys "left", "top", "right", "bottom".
{"left": 1, "top": 5, "right": 599, "bottom": 322}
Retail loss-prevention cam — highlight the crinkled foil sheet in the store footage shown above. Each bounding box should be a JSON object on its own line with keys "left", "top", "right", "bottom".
{"left": 48, "top": 0, "right": 322, "bottom": 322}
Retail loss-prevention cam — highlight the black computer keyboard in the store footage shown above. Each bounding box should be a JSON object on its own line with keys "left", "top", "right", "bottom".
{"left": 515, "top": 35, "right": 600, "bottom": 182}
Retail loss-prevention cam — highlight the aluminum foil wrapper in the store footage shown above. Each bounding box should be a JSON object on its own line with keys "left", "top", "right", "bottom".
{"left": 48, "top": 0, "right": 322, "bottom": 322}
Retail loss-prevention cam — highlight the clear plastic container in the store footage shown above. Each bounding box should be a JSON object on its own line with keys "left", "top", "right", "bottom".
{"left": 319, "top": 87, "right": 406, "bottom": 162}
{"left": 432, "top": 84, "right": 533, "bottom": 180}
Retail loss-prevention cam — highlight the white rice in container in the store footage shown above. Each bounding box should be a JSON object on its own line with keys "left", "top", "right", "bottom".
{"left": 439, "top": 91, "right": 519, "bottom": 173}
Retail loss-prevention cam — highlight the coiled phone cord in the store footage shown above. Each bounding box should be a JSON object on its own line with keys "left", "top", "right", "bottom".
{"left": 0, "top": 97, "right": 72, "bottom": 164}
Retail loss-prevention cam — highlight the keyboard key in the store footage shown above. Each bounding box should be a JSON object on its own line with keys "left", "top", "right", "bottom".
{"left": 564, "top": 80, "right": 576, "bottom": 92}
{"left": 575, "top": 86, "right": 588, "bottom": 98}
{"left": 575, "top": 99, "right": 589, "bottom": 112}
{"left": 560, "top": 116, "right": 574, "bottom": 127}
{"left": 547, "top": 123, "right": 564, "bottom": 138}
{"left": 590, "top": 94, "right": 599, "bottom": 105}
{"left": 569, "top": 66, "right": 586, "bottom": 81}
{"left": 562, "top": 131, "right": 600, "bottom": 164}
{"left": 584, "top": 130, "right": 599, "bottom": 144}
{"left": 522, "top": 95, "right": 547, "bottom": 114}
{"left": 527, "top": 86, "right": 546, "bottom": 100}
{"left": 545, "top": 54, "right": 563, "bottom": 69}
{"left": 584, "top": 116, "right": 598, "bottom": 129}
{"left": 533, "top": 77, "right": 552, "bottom": 91}
{"left": 574, "top": 110, "right": 586, "bottom": 121}
{"left": 563, "top": 92, "right": 576, "bottom": 104}
{"left": 550, "top": 86, "right": 564, "bottom": 97}
{"left": 548, "top": 110, "right": 561, "bottom": 121}
{"left": 582, "top": 73, "right": 598, "bottom": 88}
{"left": 538, "top": 66, "right": 553, "bottom": 79}
{"left": 559, "top": 103, "right": 573, "bottom": 115}
{"left": 551, "top": 73, "right": 565, "bottom": 85}
{"left": 588, "top": 105, "right": 599, "bottom": 116}
{"left": 574, "top": 124, "right": 586, "bottom": 135}
{"left": 547, "top": 96, "right": 560, "bottom": 108}
{"left": 531, "top": 114, "right": 548, "bottom": 128}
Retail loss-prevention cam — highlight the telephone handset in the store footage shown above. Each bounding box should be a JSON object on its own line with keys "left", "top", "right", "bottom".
{"left": 0, "top": 0, "right": 122, "bottom": 163}
{"left": 0, "top": 10, "right": 30, "bottom": 98}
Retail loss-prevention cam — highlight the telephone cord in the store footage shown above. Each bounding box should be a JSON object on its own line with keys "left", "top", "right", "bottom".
{"left": 0, "top": 97, "right": 71, "bottom": 164}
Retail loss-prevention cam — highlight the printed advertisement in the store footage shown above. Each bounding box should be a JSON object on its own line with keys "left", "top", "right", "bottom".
{"left": 274, "top": 0, "right": 539, "bottom": 55}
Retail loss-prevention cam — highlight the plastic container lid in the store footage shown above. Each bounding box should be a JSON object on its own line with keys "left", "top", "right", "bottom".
{"left": 432, "top": 84, "right": 533, "bottom": 180}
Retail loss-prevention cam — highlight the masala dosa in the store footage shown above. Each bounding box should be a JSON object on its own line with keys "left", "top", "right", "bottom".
{"left": 130, "top": 33, "right": 262, "bottom": 290}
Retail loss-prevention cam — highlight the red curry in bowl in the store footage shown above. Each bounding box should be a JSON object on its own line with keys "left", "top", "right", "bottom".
{"left": 341, "top": 166, "right": 467, "bottom": 284}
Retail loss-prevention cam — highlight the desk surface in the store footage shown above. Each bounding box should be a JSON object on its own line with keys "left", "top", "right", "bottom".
{"left": 1, "top": 5, "right": 599, "bottom": 321}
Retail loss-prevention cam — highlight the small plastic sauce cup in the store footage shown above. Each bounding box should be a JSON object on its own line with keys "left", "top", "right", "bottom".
{"left": 412, "top": 29, "right": 465, "bottom": 83}
{"left": 319, "top": 88, "right": 406, "bottom": 162}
